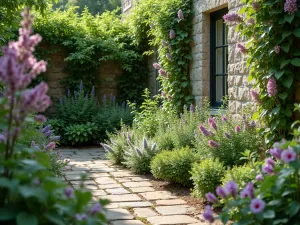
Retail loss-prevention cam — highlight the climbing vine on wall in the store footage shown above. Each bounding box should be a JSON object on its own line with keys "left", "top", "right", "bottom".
{"left": 128, "top": 0, "right": 193, "bottom": 111}
{"left": 224, "top": 0, "right": 300, "bottom": 143}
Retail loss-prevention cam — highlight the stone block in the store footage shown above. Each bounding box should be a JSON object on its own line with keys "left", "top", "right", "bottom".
{"left": 140, "top": 191, "right": 176, "bottom": 201}
{"left": 122, "top": 182, "right": 153, "bottom": 188}
{"left": 147, "top": 215, "right": 199, "bottom": 225}
{"left": 106, "top": 188, "right": 130, "bottom": 195}
{"left": 133, "top": 208, "right": 158, "bottom": 218}
{"left": 111, "top": 220, "right": 145, "bottom": 225}
{"left": 156, "top": 199, "right": 187, "bottom": 206}
{"left": 105, "top": 194, "right": 142, "bottom": 202}
{"left": 155, "top": 205, "right": 195, "bottom": 215}
{"left": 105, "top": 208, "right": 134, "bottom": 221}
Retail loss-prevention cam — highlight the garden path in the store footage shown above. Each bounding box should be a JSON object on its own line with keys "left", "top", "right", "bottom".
{"left": 61, "top": 148, "right": 211, "bottom": 225}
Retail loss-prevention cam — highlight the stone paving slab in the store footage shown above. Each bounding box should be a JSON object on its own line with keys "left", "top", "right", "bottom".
{"left": 111, "top": 220, "right": 145, "bottom": 225}
{"left": 106, "top": 201, "right": 153, "bottom": 209}
{"left": 130, "top": 187, "right": 155, "bottom": 193}
{"left": 133, "top": 208, "right": 159, "bottom": 218}
{"left": 105, "top": 194, "right": 142, "bottom": 202}
{"left": 94, "top": 177, "right": 117, "bottom": 184}
{"left": 140, "top": 191, "right": 177, "bottom": 201}
{"left": 155, "top": 205, "right": 194, "bottom": 215}
{"left": 122, "top": 182, "right": 153, "bottom": 188}
{"left": 98, "top": 183, "right": 123, "bottom": 189}
{"left": 105, "top": 208, "right": 134, "bottom": 221}
{"left": 156, "top": 199, "right": 187, "bottom": 205}
{"left": 147, "top": 215, "right": 200, "bottom": 225}
{"left": 106, "top": 188, "right": 131, "bottom": 195}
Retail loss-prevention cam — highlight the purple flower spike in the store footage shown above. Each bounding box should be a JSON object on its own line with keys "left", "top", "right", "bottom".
{"left": 159, "top": 69, "right": 167, "bottom": 77}
{"left": 208, "top": 140, "right": 220, "bottom": 148}
{"left": 59, "top": 98, "right": 63, "bottom": 105}
{"left": 203, "top": 205, "right": 215, "bottom": 223}
{"left": 221, "top": 116, "right": 228, "bottom": 122}
{"left": 89, "top": 203, "right": 102, "bottom": 215}
{"left": 190, "top": 104, "right": 195, "bottom": 112}
{"left": 241, "top": 182, "right": 255, "bottom": 199}
{"left": 162, "top": 40, "right": 168, "bottom": 46}
{"left": 216, "top": 186, "right": 227, "bottom": 199}
{"left": 208, "top": 117, "right": 217, "bottom": 131}
{"left": 235, "top": 125, "right": 241, "bottom": 133}
{"left": 166, "top": 53, "right": 172, "bottom": 60}
{"left": 122, "top": 101, "right": 126, "bottom": 108}
{"left": 65, "top": 187, "right": 73, "bottom": 198}
{"left": 284, "top": 0, "right": 298, "bottom": 14}
{"left": 281, "top": 147, "right": 297, "bottom": 163}
{"left": 267, "top": 77, "right": 277, "bottom": 97}
{"left": 199, "top": 124, "right": 210, "bottom": 136}
{"left": 205, "top": 192, "right": 218, "bottom": 203}
{"left": 178, "top": 9, "right": 184, "bottom": 20}
{"left": 169, "top": 29, "right": 176, "bottom": 39}
{"left": 42, "top": 125, "right": 51, "bottom": 134}
{"left": 250, "top": 199, "right": 265, "bottom": 214}
{"left": 225, "top": 180, "right": 238, "bottom": 198}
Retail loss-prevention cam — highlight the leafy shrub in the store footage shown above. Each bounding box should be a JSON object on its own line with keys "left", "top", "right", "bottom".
{"left": 194, "top": 113, "right": 263, "bottom": 167}
{"left": 0, "top": 12, "right": 107, "bottom": 224}
{"left": 221, "top": 164, "right": 255, "bottom": 188}
{"left": 123, "top": 137, "right": 158, "bottom": 174}
{"left": 191, "top": 158, "right": 225, "bottom": 198}
{"left": 64, "top": 122, "right": 98, "bottom": 145}
{"left": 150, "top": 147, "right": 199, "bottom": 187}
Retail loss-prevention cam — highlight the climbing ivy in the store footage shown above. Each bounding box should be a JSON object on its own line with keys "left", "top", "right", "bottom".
{"left": 230, "top": 0, "right": 300, "bottom": 143}
{"left": 128, "top": 0, "right": 193, "bottom": 111}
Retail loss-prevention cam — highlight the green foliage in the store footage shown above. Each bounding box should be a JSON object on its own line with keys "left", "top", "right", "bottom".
{"left": 221, "top": 164, "right": 256, "bottom": 188}
{"left": 123, "top": 137, "right": 158, "bottom": 174}
{"left": 191, "top": 158, "right": 225, "bottom": 198}
{"left": 65, "top": 122, "right": 98, "bottom": 145}
{"left": 236, "top": 0, "right": 300, "bottom": 143}
{"left": 128, "top": 0, "right": 194, "bottom": 111}
{"left": 150, "top": 147, "right": 199, "bottom": 187}
{"left": 194, "top": 113, "right": 264, "bottom": 167}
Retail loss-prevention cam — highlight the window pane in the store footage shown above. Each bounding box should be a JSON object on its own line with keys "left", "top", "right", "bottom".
{"left": 224, "top": 75, "right": 228, "bottom": 96}
{"left": 216, "top": 19, "right": 223, "bottom": 46}
{"left": 216, "top": 48, "right": 223, "bottom": 74}
{"left": 215, "top": 76, "right": 223, "bottom": 103}
{"left": 225, "top": 46, "right": 228, "bottom": 73}
{"left": 224, "top": 25, "right": 228, "bottom": 44}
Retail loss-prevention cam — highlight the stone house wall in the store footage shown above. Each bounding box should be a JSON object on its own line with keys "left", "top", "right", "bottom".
{"left": 43, "top": 45, "right": 122, "bottom": 113}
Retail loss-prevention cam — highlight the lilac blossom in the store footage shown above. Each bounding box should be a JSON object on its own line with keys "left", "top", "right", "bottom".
{"left": 225, "top": 180, "right": 238, "bottom": 198}
{"left": 169, "top": 29, "right": 176, "bottom": 39}
{"left": 178, "top": 9, "right": 184, "bottom": 20}
{"left": 237, "top": 43, "right": 248, "bottom": 54}
{"left": 267, "top": 77, "right": 277, "bottom": 97}
{"left": 203, "top": 205, "right": 215, "bottom": 223}
{"left": 274, "top": 45, "right": 281, "bottom": 54}
{"left": 89, "top": 203, "right": 102, "bottom": 215}
{"left": 223, "top": 12, "right": 243, "bottom": 25}
{"left": 284, "top": 0, "right": 298, "bottom": 14}
{"left": 65, "top": 187, "right": 73, "bottom": 198}
{"left": 205, "top": 192, "right": 218, "bottom": 203}
{"left": 216, "top": 186, "right": 227, "bottom": 199}
{"left": 208, "top": 117, "right": 217, "bottom": 131}
{"left": 250, "top": 199, "right": 265, "bottom": 214}
{"left": 199, "top": 124, "right": 210, "bottom": 136}
{"left": 44, "top": 142, "right": 55, "bottom": 150}
{"left": 42, "top": 125, "right": 51, "bottom": 134}
{"left": 208, "top": 140, "right": 220, "bottom": 148}
{"left": 250, "top": 121, "right": 256, "bottom": 128}
{"left": 256, "top": 174, "right": 264, "bottom": 181}
{"left": 281, "top": 148, "right": 297, "bottom": 163}
{"left": 153, "top": 63, "right": 161, "bottom": 69}
{"left": 250, "top": 90, "right": 261, "bottom": 104}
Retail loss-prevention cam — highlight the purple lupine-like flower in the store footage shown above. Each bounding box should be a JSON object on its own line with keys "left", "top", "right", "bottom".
{"left": 42, "top": 125, "right": 51, "bottom": 134}
{"left": 44, "top": 130, "right": 54, "bottom": 138}
{"left": 203, "top": 205, "right": 215, "bottom": 223}
{"left": 199, "top": 124, "right": 210, "bottom": 136}
{"left": 281, "top": 147, "right": 297, "bottom": 163}
{"left": 91, "top": 86, "right": 95, "bottom": 96}
{"left": 245, "top": 182, "right": 255, "bottom": 198}
{"left": 79, "top": 80, "right": 83, "bottom": 92}
{"left": 143, "top": 137, "right": 148, "bottom": 149}
{"left": 122, "top": 101, "right": 126, "bottom": 108}
{"left": 35, "top": 114, "right": 46, "bottom": 123}
{"left": 262, "top": 164, "right": 274, "bottom": 174}
{"left": 274, "top": 45, "right": 281, "bottom": 54}
{"left": 208, "top": 117, "right": 217, "bottom": 131}
{"left": 267, "top": 77, "right": 277, "bottom": 97}
{"left": 205, "top": 192, "right": 218, "bottom": 203}
{"left": 221, "top": 115, "right": 228, "bottom": 122}
{"left": 252, "top": 2, "right": 261, "bottom": 11}
{"left": 265, "top": 158, "right": 275, "bottom": 167}
{"left": 250, "top": 90, "right": 261, "bottom": 104}
{"left": 162, "top": 40, "right": 168, "bottom": 46}
{"left": 250, "top": 199, "right": 265, "bottom": 214}
{"left": 166, "top": 53, "right": 172, "bottom": 60}
{"left": 75, "top": 213, "right": 87, "bottom": 221}
{"left": 237, "top": 43, "right": 248, "bottom": 54}
{"left": 208, "top": 140, "right": 220, "bottom": 148}
{"left": 178, "top": 9, "right": 184, "bottom": 20}
{"left": 153, "top": 63, "right": 161, "bottom": 69}
{"left": 235, "top": 125, "right": 241, "bottom": 133}
{"left": 89, "top": 203, "right": 102, "bottom": 215}
{"left": 225, "top": 180, "right": 238, "bottom": 198}
{"left": 65, "top": 187, "right": 73, "bottom": 198}
{"left": 223, "top": 12, "right": 243, "bottom": 25}
{"left": 256, "top": 174, "right": 264, "bottom": 181}
{"left": 190, "top": 104, "right": 195, "bottom": 112}
{"left": 224, "top": 132, "right": 231, "bottom": 139}
{"left": 216, "top": 186, "right": 227, "bottom": 199}
{"left": 169, "top": 29, "right": 176, "bottom": 39}
{"left": 246, "top": 18, "right": 255, "bottom": 26}
{"left": 284, "top": 0, "right": 298, "bottom": 14}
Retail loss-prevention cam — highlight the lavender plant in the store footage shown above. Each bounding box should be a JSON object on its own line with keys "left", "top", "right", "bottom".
{"left": 0, "top": 9, "right": 107, "bottom": 224}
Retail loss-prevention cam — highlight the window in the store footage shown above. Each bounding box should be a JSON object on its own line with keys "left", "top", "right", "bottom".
{"left": 210, "top": 8, "right": 228, "bottom": 107}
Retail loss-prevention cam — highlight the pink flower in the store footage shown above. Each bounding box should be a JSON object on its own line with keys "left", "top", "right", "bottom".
{"left": 221, "top": 115, "right": 228, "bottom": 122}
{"left": 240, "top": 188, "right": 251, "bottom": 198}
{"left": 250, "top": 90, "right": 261, "bottom": 104}
{"left": 153, "top": 63, "right": 161, "bottom": 69}
{"left": 178, "top": 9, "right": 184, "bottom": 20}
{"left": 267, "top": 77, "right": 277, "bottom": 97}
{"left": 205, "top": 192, "right": 218, "bottom": 203}
{"left": 237, "top": 43, "right": 248, "bottom": 54}
{"left": 262, "top": 164, "right": 274, "bottom": 174}
{"left": 223, "top": 12, "right": 243, "bottom": 25}
{"left": 199, "top": 124, "right": 210, "bottom": 136}
{"left": 265, "top": 158, "right": 275, "bottom": 167}
{"left": 34, "top": 114, "right": 46, "bottom": 123}
{"left": 159, "top": 69, "right": 167, "bottom": 77}
{"left": 256, "top": 174, "right": 264, "bottom": 181}
{"left": 250, "top": 199, "right": 265, "bottom": 214}
{"left": 216, "top": 186, "right": 227, "bottom": 199}
{"left": 225, "top": 180, "right": 238, "bottom": 198}
{"left": 284, "top": 0, "right": 298, "bottom": 14}
{"left": 208, "top": 117, "right": 217, "bottom": 130}
{"left": 235, "top": 125, "right": 241, "bottom": 133}
{"left": 208, "top": 140, "right": 220, "bottom": 148}
{"left": 252, "top": 2, "right": 261, "bottom": 11}
{"left": 269, "top": 147, "right": 283, "bottom": 160}
{"left": 281, "top": 148, "right": 297, "bottom": 163}
{"left": 274, "top": 45, "right": 280, "bottom": 54}
{"left": 169, "top": 29, "right": 176, "bottom": 39}
{"left": 203, "top": 205, "right": 214, "bottom": 223}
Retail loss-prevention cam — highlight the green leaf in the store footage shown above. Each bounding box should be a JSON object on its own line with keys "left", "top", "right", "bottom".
{"left": 280, "top": 59, "right": 290, "bottom": 68}
{"left": 285, "top": 108, "right": 292, "bottom": 117}
{"left": 219, "top": 212, "right": 230, "bottom": 224}
{"left": 263, "top": 210, "right": 275, "bottom": 219}
{"left": 274, "top": 71, "right": 284, "bottom": 79}
{"left": 281, "top": 42, "right": 290, "bottom": 53}
{"left": 16, "top": 212, "right": 38, "bottom": 225}
{"left": 291, "top": 58, "right": 300, "bottom": 66}
{"left": 282, "top": 76, "right": 293, "bottom": 88}
{"left": 294, "top": 28, "right": 300, "bottom": 37}
{"left": 278, "top": 92, "right": 288, "bottom": 100}
{"left": 285, "top": 14, "right": 295, "bottom": 23}
{"left": 0, "top": 205, "right": 17, "bottom": 221}
{"left": 289, "top": 201, "right": 300, "bottom": 217}
{"left": 44, "top": 212, "right": 65, "bottom": 225}
{"left": 282, "top": 31, "right": 292, "bottom": 39}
